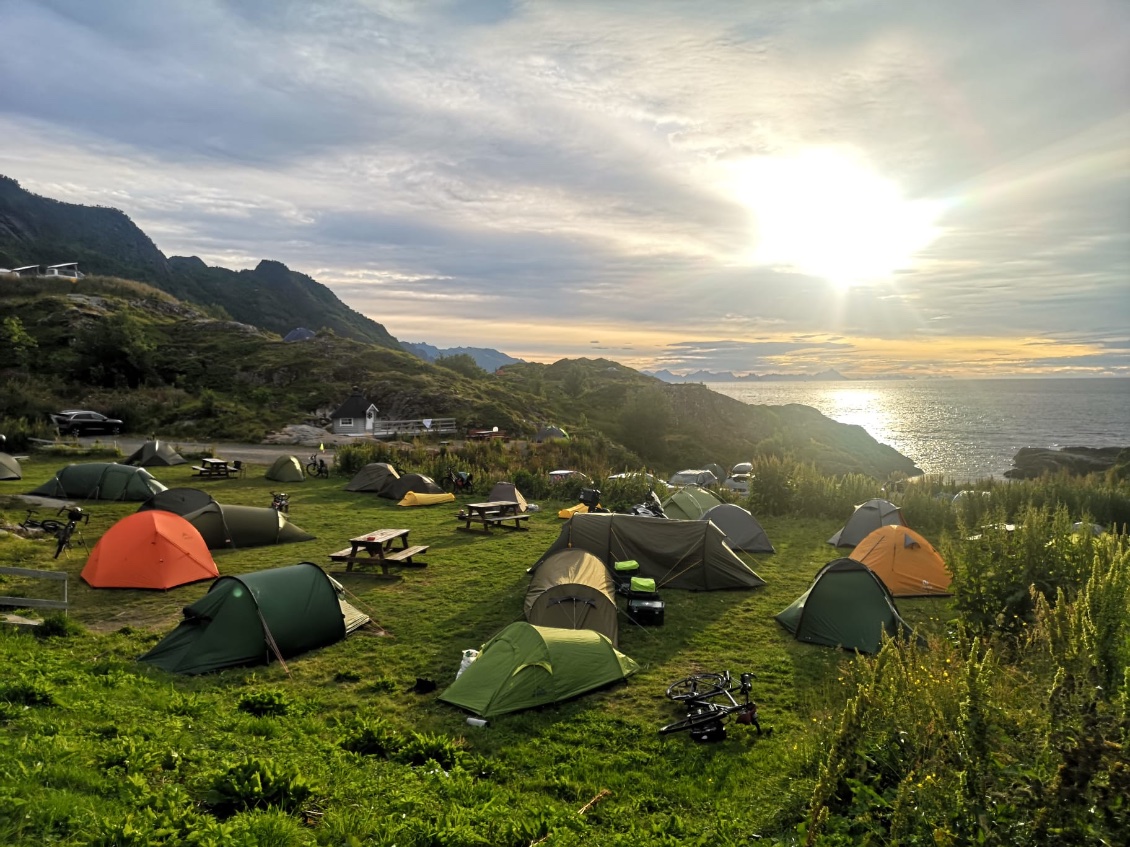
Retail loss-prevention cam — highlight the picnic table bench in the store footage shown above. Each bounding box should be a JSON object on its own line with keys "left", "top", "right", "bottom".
{"left": 328, "top": 528, "right": 428, "bottom": 579}
{"left": 192, "top": 458, "right": 233, "bottom": 478}
{"left": 456, "top": 500, "right": 530, "bottom": 532}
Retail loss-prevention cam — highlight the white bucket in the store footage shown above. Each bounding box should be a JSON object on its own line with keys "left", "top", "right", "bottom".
{"left": 466, "top": 717, "right": 488, "bottom": 727}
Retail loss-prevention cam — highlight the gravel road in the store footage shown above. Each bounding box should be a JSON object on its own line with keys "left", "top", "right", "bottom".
{"left": 78, "top": 436, "right": 337, "bottom": 467}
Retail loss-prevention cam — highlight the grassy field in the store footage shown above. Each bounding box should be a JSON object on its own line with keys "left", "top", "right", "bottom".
{"left": 1, "top": 452, "right": 1123, "bottom": 846}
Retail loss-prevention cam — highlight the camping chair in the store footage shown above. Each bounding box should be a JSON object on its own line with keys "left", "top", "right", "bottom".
{"left": 231, "top": 460, "right": 245, "bottom": 478}
{"left": 613, "top": 560, "right": 665, "bottom": 626}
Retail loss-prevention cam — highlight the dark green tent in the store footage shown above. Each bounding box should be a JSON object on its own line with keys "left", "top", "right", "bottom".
{"left": 534, "top": 513, "right": 765, "bottom": 591}
{"left": 138, "top": 487, "right": 217, "bottom": 516}
{"left": 439, "top": 622, "right": 639, "bottom": 718}
{"left": 184, "top": 503, "right": 314, "bottom": 549}
{"left": 388, "top": 473, "right": 443, "bottom": 500}
{"left": 345, "top": 462, "right": 399, "bottom": 496}
{"left": 0, "top": 452, "right": 21, "bottom": 481}
{"left": 123, "top": 440, "right": 187, "bottom": 467}
{"left": 266, "top": 455, "right": 305, "bottom": 483}
{"left": 775, "top": 558, "right": 915, "bottom": 653}
{"left": 139, "top": 562, "right": 362, "bottom": 674}
{"left": 30, "top": 463, "right": 166, "bottom": 501}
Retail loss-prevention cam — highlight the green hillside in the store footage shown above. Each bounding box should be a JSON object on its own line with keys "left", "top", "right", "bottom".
{"left": 0, "top": 276, "right": 921, "bottom": 479}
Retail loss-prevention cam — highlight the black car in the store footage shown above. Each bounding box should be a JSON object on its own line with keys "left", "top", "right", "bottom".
{"left": 52, "top": 410, "right": 124, "bottom": 436}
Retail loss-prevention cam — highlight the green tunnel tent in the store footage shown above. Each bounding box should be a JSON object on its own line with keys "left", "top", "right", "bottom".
{"left": 137, "top": 487, "right": 217, "bottom": 516}
{"left": 265, "top": 455, "right": 305, "bottom": 483}
{"left": 525, "top": 549, "right": 620, "bottom": 645}
{"left": 345, "top": 462, "right": 399, "bottom": 496}
{"left": 0, "top": 452, "right": 21, "bottom": 480}
{"left": 30, "top": 462, "right": 167, "bottom": 501}
{"left": 775, "top": 557, "right": 917, "bottom": 654}
{"left": 661, "top": 485, "right": 724, "bottom": 520}
{"left": 438, "top": 622, "right": 639, "bottom": 718}
{"left": 139, "top": 562, "right": 368, "bottom": 674}
{"left": 534, "top": 513, "right": 765, "bottom": 591}
{"left": 123, "top": 440, "right": 187, "bottom": 467}
{"left": 701, "top": 503, "right": 775, "bottom": 553}
{"left": 138, "top": 490, "right": 312, "bottom": 548}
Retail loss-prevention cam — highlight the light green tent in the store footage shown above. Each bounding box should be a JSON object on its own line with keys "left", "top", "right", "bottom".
{"left": 525, "top": 549, "right": 620, "bottom": 645}
{"left": 182, "top": 503, "right": 314, "bottom": 549}
{"left": 0, "top": 452, "right": 21, "bottom": 481}
{"left": 439, "top": 622, "right": 639, "bottom": 718}
{"left": 266, "top": 455, "right": 305, "bottom": 483}
{"left": 345, "top": 462, "right": 399, "bottom": 496}
{"left": 775, "top": 558, "right": 915, "bottom": 653}
{"left": 139, "top": 562, "right": 364, "bottom": 674}
{"left": 661, "top": 485, "right": 724, "bottom": 520}
{"left": 123, "top": 440, "right": 187, "bottom": 467}
{"left": 30, "top": 462, "right": 166, "bottom": 501}
{"left": 534, "top": 513, "right": 765, "bottom": 591}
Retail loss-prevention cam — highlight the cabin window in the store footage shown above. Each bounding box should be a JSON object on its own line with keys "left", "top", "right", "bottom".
{"left": 339, "top": 417, "right": 354, "bottom": 427}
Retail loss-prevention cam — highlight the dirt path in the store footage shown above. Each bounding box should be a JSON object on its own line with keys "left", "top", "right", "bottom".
{"left": 78, "top": 435, "right": 338, "bottom": 466}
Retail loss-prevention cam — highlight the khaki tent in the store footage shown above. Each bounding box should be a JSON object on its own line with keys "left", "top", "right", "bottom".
{"left": 776, "top": 558, "right": 916, "bottom": 653}
{"left": 31, "top": 463, "right": 166, "bottom": 501}
{"left": 0, "top": 452, "right": 21, "bottom": 481}
{"left": 265, "top": 455, "right": 305, "bottom": 483}
{"left": 81, "top": 511, "right": 218, "bottom": 590}
{"left": 389, "top": 473, "right": 443, "bottom": 500}
{"left": 123, "top": 440, "right": 187, "bottom": 467}
{"left": 849, "top": 526, "right": 951, "bottom": 597}
{"left": 487, "top": 481, "right": 528, "bottom": 511}
{"left": 661, "top": 485, "right": 724, "bottom": 520}
{"left": 525, "top": 549, "right": 620, "bottom": 645}
{"left": 439, "top": 622, "right": 639, "bottom": 718}
{"left": 139, "top": 562, "right": 365, "bottom": 674}
{"left": 345, "top": 462, "right": 400, "bottom": 495}
{"left": 828, "top": 499, "right": 907, "bottom": 547}
{"left": 701, "top": 504, "right": 775, "bottom": 553}
{"left": 535, "top": 513, "right": 766, "bottom": 591}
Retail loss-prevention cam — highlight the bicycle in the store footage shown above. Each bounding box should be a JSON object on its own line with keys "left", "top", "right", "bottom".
{"left": 306, "top": 454, "right": 330, "bottom": 478}
{"left": 659, "top": 670, "right": 763, "bottom": 742}
{"left": 441, "top": 468, "right": 474, "bottom": 495}
{"left": 270, "top": 491, "right": 290, "bottom": 514}
{"left": 53, "top": 505, "right": 89, "bottom": 559}
{"left": 20, "top": 509, "right": 64, "bottom": 536}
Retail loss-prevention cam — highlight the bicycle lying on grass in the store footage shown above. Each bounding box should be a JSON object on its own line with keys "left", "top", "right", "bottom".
{"left": 660, "top": 670, "right": 765, "bottom": 742}
{"left": 20, "top": 505, "right": 89, "bottom": 559}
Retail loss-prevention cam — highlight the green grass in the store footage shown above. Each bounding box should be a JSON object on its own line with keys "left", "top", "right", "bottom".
{"left": 4, "top": 455, "right": 1125, "bottom": 845}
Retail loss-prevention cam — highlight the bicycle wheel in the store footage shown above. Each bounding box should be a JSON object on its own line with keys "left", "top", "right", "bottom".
{"left": 659, "top": 706, "right": 726, "bottom": 735}
{"left": 306, "top": 462, "right": 318, "bottom": 477}
{"left": 39, "top": 519, "right": 64, "bottom": 534}
{"left": 666, "top": 674, "right": 728, "bottom": 702}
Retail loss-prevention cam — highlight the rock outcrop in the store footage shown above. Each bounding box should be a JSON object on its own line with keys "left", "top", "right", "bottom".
{"left": 1004, "top": 446, "right": 1127, "bottom": 479}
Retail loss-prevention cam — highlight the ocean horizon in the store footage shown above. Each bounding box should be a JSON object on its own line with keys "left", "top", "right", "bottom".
{"left": 708, "top": 377, "right": 1130, "bottom": 481}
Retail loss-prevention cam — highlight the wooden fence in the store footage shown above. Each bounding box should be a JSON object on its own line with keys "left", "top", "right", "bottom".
{"left": 0, "top": 566, "right": 69, "bottom": 617}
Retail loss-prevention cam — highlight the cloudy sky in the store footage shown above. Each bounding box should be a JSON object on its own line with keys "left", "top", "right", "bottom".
{"left": 1, "top": 0, "right": 1127, "bottom": 377}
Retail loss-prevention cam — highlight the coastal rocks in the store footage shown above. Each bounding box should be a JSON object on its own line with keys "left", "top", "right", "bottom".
{"left": 1004, "top": 446, "right": 1128, "bottom": 479}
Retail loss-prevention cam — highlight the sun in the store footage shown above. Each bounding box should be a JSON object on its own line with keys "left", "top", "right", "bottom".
{"left": 727, "top": 148, "right": 945, "bottom": 287}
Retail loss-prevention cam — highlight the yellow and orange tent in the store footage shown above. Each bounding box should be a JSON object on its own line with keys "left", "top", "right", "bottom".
{"left": 81, "top": 511, "right": 218, "bottom": 590}
{"left": 849, "top": 525, "right": 951, "bottom": 597}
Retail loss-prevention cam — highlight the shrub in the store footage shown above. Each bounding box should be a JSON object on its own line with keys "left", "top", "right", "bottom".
{"left": 204, "top": 757, "right": 312, "bottom": 818}
{"left": 237, "top": 690, "right": 290, "bottom": 717}
{"left": 340, "top": 717, "right": 403, "bottom": 757}
{"left": 33, "top": 613, "right": 85, "bottom": 639}
{"left": 0, "top": 679, "right": 57, "bottom": 708}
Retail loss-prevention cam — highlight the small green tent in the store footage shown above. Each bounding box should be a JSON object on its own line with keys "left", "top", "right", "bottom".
{"left": 439, "top": 622, "right": 639, "bottom": 718}
{"left": 0, "top": 452, "right": 21, "bottom": 481}
{"left": 123, "top": 440, "right": 187, "bottom": 467}
{"left": 775, "top": 558, "right": 915, "bottom": 653}
{"left": 525, "top": 549, "right": 620, "bottom": 645}
{"left": 345, "top": 462, "right": 399, "bottom": 496}
{"left": 30, "top": 463, "right": 166, "bottom": 501}
{"left": 266, "top": 455, "right": 305, "bottom": 483}
{"left": 139, "top": 562, "right": 361, "bottom": 674}
{"left": 661, "top": 485, "right": 724, "bottom": 520}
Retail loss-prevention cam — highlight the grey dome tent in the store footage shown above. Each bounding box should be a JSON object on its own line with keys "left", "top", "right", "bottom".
{"left": 775, "top": 558, "right": 916, "bottom": 654}
{"left": 439, "top": 622, "right": 639, "bottom": 718}
{"left": 266, "top": 455, "right": 305, "bottom": 483}
{"left": 0, "top": 452, "right": 21, "bottom": 481}
{"left": 525, "top": 549, "right": 620, "bottom": 645}
{"left": 123, "top": 440, "right": 187, "bottom": 467}
{"left": 389, "top": 473, "right": 443, "bottom": 500}
{"left": 139, "top": 562, "right": 367, "bottom": 674}
{"left": 828, "top": 498, "right": 907, "bottom": 547}
{"left": 487, "top": 481, "right": 528, "bottom": 511}
{"left": 701, "top": 503, "right": 775, "bottom": 553}
{"left": 30, "top": 463, "right": 166, "bottom": 501}
{"left": 345, "top": 462, "right": 399, "bottom": 496}
{"left": 535, "top": 513, "right": 766, "bottom": 591}
{"left": 534, "top": 425, "right": 569, "bottom": 442}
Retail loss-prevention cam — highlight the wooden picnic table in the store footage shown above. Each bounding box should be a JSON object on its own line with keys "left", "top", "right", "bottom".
{"left": 328, "top": 528, "right": 429, "bottom": 579}
{"left": 192, "top": 458, "right": 232, "bottom": 478}
{"left": 456, "top": 500, "right": 530, "bottom": 532}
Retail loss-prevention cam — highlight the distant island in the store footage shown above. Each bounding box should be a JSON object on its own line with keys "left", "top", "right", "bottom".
{"left": 645, "top": 368, "right": 916, "bottom": 383}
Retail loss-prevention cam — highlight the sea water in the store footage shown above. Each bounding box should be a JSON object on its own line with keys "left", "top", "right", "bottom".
{"left": 708, "top": 378, "right": 1130, "bottom": 481}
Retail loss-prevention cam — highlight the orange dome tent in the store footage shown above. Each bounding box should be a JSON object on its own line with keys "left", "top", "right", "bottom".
{"left": 848, "top": 525, "right": 951, "bottom": 597}
{"left": 82, "top": 511, "right": 219, "bottom": 590}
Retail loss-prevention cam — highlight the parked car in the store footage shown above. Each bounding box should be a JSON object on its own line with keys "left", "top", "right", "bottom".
{"left": 668, "top": 469, "right": 719, "bottom": 487}
{"left": 51, "top": 410, "right": 124, "bottom": 436}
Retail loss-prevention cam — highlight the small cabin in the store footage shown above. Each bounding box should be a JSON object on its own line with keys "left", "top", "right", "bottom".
{"left": 330, "top": 387, "right": 379, "bottom": 436}
{"left": 44, "top": 263, "right": 84, "bottom": 279}
{"left": 12, "top": 265, "right": 40, "bottom": 277}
